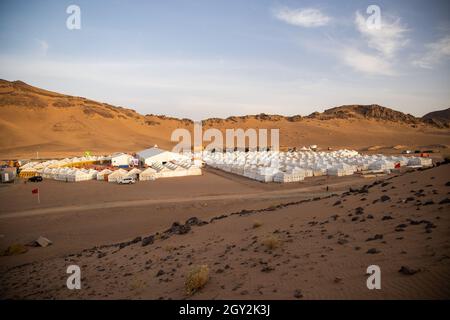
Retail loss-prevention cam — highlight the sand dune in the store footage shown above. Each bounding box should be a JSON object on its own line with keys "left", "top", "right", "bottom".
{"left": 1, "top": 164, "right": 449, "bottom": 299}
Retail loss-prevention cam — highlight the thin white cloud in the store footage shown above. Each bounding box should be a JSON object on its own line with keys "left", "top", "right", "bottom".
{"left": 355, "top": 11, "right": 408, "bottom": 58}
{"left": 341, "top": 48, "right": 395, "bottom": 76}
{"left": 412, "top": 35, "right": 450, "bottom": 69}
{"left": 274, "top": 7, "right": 330, "bottom": 28}
{"left": 36, "top": 39, "right": 49, "bottom": 56}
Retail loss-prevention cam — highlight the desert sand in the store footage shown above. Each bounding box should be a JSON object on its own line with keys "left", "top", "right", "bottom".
{"left": 1, "top": 164, "right": 449, "bottom": 299}
{"left": 1, "top": 80, "right": 449, "bottom": 300}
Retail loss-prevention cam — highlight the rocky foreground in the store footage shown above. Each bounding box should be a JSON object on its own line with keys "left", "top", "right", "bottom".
{"left": 1, "top": 165, "right": 449, "bottom": 299}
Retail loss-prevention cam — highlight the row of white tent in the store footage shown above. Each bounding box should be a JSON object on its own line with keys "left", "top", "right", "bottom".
{"left": 35, "top": 167, "right": 149, "bottom": 182}
{"left": 38, "top": 167, "right": 99, "bottom": 182}
{"left": 28, "top": 157, "right": 202, "bottom": 182}
{"left": 200, "top": 150, "right": 433, "bottom": 183}
{"left": 20, "top": 155, "right": 109, "bottom": 171}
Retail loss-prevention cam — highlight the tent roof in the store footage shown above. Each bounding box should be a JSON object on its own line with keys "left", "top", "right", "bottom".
{"left": 141, "top": 167, "right": 157, "bottom": 174}
{"left": 128, "top": 168, "right": 142, "bottom": 174}
{"left": 137, "top": 147, "right": 169, "bottom": 159}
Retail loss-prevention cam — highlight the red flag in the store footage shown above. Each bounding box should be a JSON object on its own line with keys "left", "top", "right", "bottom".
{"left": 395, "top": 162, "right": 401, "bottom": 169}
{"left": 32, "top": 188, "right": 39, "bottom": 194}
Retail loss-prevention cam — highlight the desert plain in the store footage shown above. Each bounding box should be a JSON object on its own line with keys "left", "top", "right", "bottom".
{"left": 0, "top": 80, "right": 449, "bottom": 300}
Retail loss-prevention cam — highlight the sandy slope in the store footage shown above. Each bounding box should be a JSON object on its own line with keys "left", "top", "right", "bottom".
{"left": 1, "top": 165, "right": 449, "bottom": 299}
{"left": 0, "top": 169, "right": 364, "bottom": 268}
{"left": 1, "top": 80, "right": 449, "bottom": 159}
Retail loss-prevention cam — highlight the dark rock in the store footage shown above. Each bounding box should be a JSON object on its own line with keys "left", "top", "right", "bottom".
{"left": 156, "top": 269, "right": 165, "bottom": 277}
{"left": 168, "top": 222, "right": 191, "bottom": 235}
{"left": 119, "top": 241, "right": 131, "bottom": 249}
{"left": 185, "top": 217, "right": 208, "bottom": 226}
{"left": 439, "top": 198, "right": 450, "bottom": 205}
{"left": 366, "top": 234, "right": 383, "bottom": 241}
{"left": 366, "top": 248, "right": 381, "bottom": 254}
{"left": 333, "top": 200, "right": 342, "bottom": 206}
{"left": 261, "top": 266, "right": 275, "bottom": 272}
{"left": 142, "top": 235, "right": 155, "bottom": 247}
{"left": 293, "top": 289, "right": 303, "bottom": 299}
{"left": 382, "top": 215, "right": 393, "bottom": 221}
{"left": 398, "top": 266, "right": 420, "bottom": 275}
{"left": 380, "top": 195, "right": 391, "bottom": 202}
{"left": 337, "top": 239, "right": 348, "bottom": 245}
{"left": 355, "top": 207, "right": 364, "bottom": 215}
{"left": 425, "top": 222, "right": 436, "bottom": 230}
{"left": 210, "top": 214, "right": 228, "bottom": 222}
{"left": 131, "top": 236, "right": 142, "bottom": 244}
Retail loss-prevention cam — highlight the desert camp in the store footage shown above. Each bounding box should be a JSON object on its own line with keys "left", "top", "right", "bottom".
{"left": 1, "top": 0, "right": 450, "bottom": 305}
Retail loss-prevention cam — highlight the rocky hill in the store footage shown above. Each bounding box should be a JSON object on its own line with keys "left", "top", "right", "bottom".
{"left": 422, "top": 108, "right": 450, "bottom": 128}
{"left": 0, "top": 80, "right": 449, "bottom": 158}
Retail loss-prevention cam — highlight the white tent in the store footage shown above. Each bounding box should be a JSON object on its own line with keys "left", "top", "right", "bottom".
{"left": 97, "top": 169, "right": 113, "bottom": 181}
{"left": 137, "top": 147, "right": 186, "bottom": 166}
{"left": 87, "top": 169, "right": 98, "bottom": 179}
{"left": 127, "top": 168, "right": 142, "bottom": 176}
{"left": 140, "top": 167, "right": 157, "bottom": 181}
{"left": 107, "top": 169, "right": 128, "bottom": 182}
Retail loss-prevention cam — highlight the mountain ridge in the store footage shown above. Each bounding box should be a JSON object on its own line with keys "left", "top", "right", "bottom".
{"left": 1, "top": 79, "right": 447, "bottom": 125}
{"left": 0, "top": 79, "right": 449, "bottom": 158}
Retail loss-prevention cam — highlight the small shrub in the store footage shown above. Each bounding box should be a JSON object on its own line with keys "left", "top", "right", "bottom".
{"left": 443, "top": 154, "right": 450, "bottom": 164}
{"left": 262, "top": 235, "right": 281, "bottom": 250}
{"left": 185, "top": 265, "right": 210, "bottom": 295}
{"left": 253, "top": 221, "right": 263, "bottom": 229}
{"left": 2, "top": 243, "right": 28, "bottom": 256}
{"left": 164, "top": 245, "right": 175, "bottom": 252}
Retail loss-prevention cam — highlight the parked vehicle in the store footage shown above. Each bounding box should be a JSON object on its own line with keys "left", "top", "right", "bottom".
{"left": 118, "top": 177, "right": 135, "bottom": 184}
{"left": 28, "top": 176, "right": 43, "bottom": 182}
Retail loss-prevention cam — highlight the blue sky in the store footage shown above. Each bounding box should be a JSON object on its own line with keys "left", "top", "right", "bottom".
{"left": 0, "top": 0, "right": 449, "bottom": 119}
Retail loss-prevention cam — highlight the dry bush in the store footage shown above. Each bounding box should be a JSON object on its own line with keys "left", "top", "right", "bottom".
{"left": 164, "top": 245, "right": 175, "bottom": 252}
{"left": 262, "top": 235, "right": 281, "bottom": 250}
{"left": 82, "top": 106, "right": 115, "bottom": 118}
{"left": 2, "top": 243, "right": 28, "bottom": 256}
{"left": 253, "top": 220, "right": 263, "bottom": 229}
{"left": 185, "top": 265, "right": 210, "bottom": 295}
{"left": 145, "top": 120, "right": 160, "bottom": 126}
{"left": 443, "top": 154, "right": 450, "bottom": 163}
{"left": 53, "top": 99, "right": 72, "bottom": 108}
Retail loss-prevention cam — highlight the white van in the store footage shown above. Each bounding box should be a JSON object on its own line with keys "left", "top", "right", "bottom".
{"left": 118, "top": 176, "right": 136, "bottom": 184}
